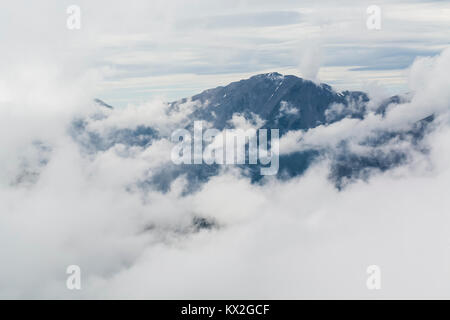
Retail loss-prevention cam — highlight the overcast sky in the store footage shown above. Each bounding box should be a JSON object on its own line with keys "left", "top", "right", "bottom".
{"left": 1, "top": 0, "right": 449, "bottom": 106}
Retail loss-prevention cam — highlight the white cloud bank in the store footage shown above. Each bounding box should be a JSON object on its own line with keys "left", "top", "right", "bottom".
{"left": 0, "top": 40, "right": 450, "bottom": 299}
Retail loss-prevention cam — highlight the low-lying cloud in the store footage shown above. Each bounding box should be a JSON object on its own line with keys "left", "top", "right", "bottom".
{"left": 1, "top": 46, "right": 450, "bottom": 299}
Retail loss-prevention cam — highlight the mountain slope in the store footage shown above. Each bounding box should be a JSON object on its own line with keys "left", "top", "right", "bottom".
{"left": 88, "top": 73, "right": 430, "bottom": 192}
{"left": 172, "top": 72, "right": 369, "bottom": 133}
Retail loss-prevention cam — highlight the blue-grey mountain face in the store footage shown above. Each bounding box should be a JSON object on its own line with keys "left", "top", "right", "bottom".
{"left": 84, "top": 73, "right": 430, "bottom": 192}
{"left": 173, "top": 72, "right": 369, "bottom": 134}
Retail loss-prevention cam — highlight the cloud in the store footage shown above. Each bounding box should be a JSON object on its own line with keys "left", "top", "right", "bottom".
{"left": 228, "top": 112, "right": 265, "bottom": 130}
{"left": 280, "top": 48, "right": 450, "bottom": 155}
{"left": 299, "top": 44, "right": 323, "bottom": 81}
{"left": 279, "top": 101, "right": 299, "bottom": 117}
{"left": 1, "top": 1, "right": 450, "bottom": 299}
{"left": 1, "top": 42, "right": 450, "bottom": 298}
{"left": 3, "top": 0, "right": 445, "bottom": 105}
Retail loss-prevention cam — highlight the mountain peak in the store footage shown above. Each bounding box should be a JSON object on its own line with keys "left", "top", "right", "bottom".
{"left": 170, "top": 72, "right": 371, "bottom": 133}
{"left": 251, "top": 72, "right": 285, "bottom": 81}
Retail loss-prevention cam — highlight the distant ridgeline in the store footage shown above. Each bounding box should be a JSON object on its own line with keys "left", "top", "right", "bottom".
{"left": 83, "top": 72, "right": 433, "bottom": 192}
